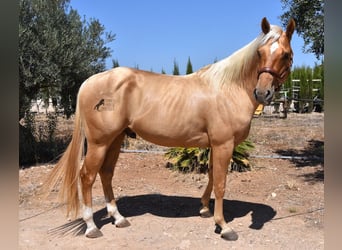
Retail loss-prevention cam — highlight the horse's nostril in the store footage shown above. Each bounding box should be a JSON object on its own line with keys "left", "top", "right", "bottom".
{"left": 265, "top": 90, "right": 271, "bottom": 98}
{"left": 253, "top": 89, "right": 258, "bottom": 99}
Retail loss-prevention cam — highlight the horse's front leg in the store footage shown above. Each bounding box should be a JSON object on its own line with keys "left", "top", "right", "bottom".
{"left": 212, "top": 143, "right": 238, "bottom": 241}
{"left": 200, "top": 149, "right": 213, "bottom": 217}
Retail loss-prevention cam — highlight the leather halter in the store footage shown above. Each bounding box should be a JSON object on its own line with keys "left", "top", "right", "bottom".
{"left": 257, "top": 66, "right": 291, "bottom": 91}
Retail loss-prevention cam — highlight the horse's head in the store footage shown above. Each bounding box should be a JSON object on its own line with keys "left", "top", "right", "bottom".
{"left": 254, "top": 17, "right": 295, "bottom": 104}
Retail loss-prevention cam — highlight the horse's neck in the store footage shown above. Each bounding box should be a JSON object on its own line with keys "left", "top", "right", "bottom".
{"left": 224, "top": 79, "right": 259, "bottom": 117}
{"left": 232, "top": 73, "right": 260, "bottom": 110}
{"left": 197, "top": 60, "right": 260, "bottom": 113}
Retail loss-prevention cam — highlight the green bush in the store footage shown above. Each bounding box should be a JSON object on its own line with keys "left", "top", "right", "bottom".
{"left": 19, "top": 123, "right": 37, "bottom": 166}
{"left": 19, "top": 113, "right": 69, "bottom": 168}
{"left": 165, "top": 140, "right": 254, "bottom": 173}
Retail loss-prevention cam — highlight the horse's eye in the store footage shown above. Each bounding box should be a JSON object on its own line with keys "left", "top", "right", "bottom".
{"left": 257, "top": 50, "right": 261, "bottom": 58}
{"left": 283, "top": 52, "right": 290, "bottom": 60}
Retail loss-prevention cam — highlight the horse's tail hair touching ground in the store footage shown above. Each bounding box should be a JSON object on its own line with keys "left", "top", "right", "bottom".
{"left": 43, "top": 93, "right": 85, "bottom": 219}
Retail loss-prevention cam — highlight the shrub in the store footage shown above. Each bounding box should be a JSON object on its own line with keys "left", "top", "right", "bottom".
{"left": 165, "top": 140, "right": 254, "bottom": 173}
{"left": 19, "top": 113, "right": 70, "bottom": 168}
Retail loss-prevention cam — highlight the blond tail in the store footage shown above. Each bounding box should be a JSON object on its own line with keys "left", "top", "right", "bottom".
{"left": 43, "top": 95, "right": 84, "bottom": 219}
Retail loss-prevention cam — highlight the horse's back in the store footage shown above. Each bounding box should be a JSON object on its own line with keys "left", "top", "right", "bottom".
{"left": 80, "top": 67, "right": 136, "bottom": 92}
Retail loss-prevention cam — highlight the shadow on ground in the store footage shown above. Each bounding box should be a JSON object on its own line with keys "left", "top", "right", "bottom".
{"left": 48, "top": 194, "right": 276, "bottom": 237}
{"left": 275, "top": 139, "right": 324, "bottom": 182}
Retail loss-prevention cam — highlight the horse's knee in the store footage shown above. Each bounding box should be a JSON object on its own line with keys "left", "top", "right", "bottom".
{"left": 213, "top": 182, "right": 226, "bottom": 196}
{"left": 80, "top": 175, "right": 96, "bottom": 188}
{"left": 80, "top": 169, "right": 97, "bottom": 186}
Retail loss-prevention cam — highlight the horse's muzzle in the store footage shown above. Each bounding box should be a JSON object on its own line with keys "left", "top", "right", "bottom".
{"left": 253, "top": 87, "right": 274, "bottom": 105}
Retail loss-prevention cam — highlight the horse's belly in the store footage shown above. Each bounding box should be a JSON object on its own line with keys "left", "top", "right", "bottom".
{"left": 138, "top": 133, "right": 209, "bottom": 148}
{"left": 130, "top": 122, "right": 210, "bottom": 148}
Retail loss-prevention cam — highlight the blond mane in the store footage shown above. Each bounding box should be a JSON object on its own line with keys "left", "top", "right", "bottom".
{"left": 197, "top": 25, "right": 282, "bottom": 90}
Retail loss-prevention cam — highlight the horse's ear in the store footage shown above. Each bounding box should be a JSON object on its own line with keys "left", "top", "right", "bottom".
{"left": 261, "top": 17, "right": 270, "bottom": 34}
{"left": 286, "top": 18, "right": 296, "bottom": 40}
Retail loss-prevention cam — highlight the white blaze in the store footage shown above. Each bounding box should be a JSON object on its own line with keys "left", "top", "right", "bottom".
{"left": 270, "top": 42, "right": 279, "bottom": 54}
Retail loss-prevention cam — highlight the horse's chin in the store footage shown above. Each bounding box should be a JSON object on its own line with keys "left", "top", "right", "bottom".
{"left": 262, "top": 98, "right": 272, "bottom": 105}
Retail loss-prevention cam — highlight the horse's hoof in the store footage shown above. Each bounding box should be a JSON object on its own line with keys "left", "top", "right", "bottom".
{"left": 85, "top": 227, "right": 103, "bottom": 238}
{"left": 221, "top": 228, "right": 238, "bottom": 241}
{"left": 199, "top": 207, "right": 212, "bottom": 218}
{"left": 115, "top": 217, "right": 130, "bottom": 228}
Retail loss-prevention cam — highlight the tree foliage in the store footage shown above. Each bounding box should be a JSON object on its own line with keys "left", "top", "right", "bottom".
{"left": 284, "top": 64, "right": 324, "bottom": 98}
{"left": 172, "top": 59, "right": 180, "bottom": 75}
{"left": 112, "top": 59, "right": 120, "bottom": 68}
{"left": 186, "top": 57, "right": 193, "bottom": 75}
{"left": 282, "top": 64, "right": 324, "bottom": 112}
{"left": 280, "top": 0, "right": 324, "bottom": 59}
{"left": 19, "top": 0, "right": 115, "bottom": 119}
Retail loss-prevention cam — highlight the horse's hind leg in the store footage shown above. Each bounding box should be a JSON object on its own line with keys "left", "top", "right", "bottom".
{"left": 99, "top": 133, "right": 130, "bottom": 228}
{"left": 80, "top": 142, "right": 108, "bottom": 238}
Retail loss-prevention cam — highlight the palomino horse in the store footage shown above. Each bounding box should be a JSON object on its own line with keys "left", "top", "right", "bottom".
{"left": 45, "top": 17, "right": 295, "bottom": 240}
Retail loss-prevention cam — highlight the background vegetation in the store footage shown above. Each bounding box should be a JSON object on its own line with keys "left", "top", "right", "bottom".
{"left": 280, "top": 0, "right": 324, "bottom": 60}
{"left": 19, "top": 0, "right": 115, "bottom": 120}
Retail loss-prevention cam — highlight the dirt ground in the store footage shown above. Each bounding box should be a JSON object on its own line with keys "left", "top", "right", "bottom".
{"left": 19, "top": 112, "right": 324, "bottom": 249}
